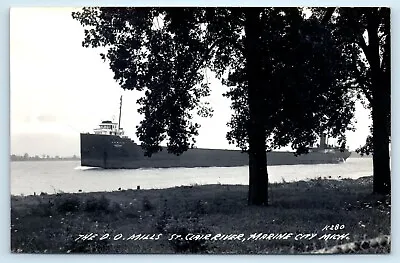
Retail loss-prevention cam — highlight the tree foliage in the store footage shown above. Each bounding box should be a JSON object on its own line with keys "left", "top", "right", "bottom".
{"left": 222, "top": 8, "right": 356, "bottom": 154}
{"left": 325, "top": 7, "right": 391, "bottom": 194}
{"left": 74, "top": 8, "right": 215, "bottom": 156}
{"left": 72, "top": 7, "right": 355, "bottom": 155}
{"left": 329, "top": 8, "right": 391, "bottom": 156}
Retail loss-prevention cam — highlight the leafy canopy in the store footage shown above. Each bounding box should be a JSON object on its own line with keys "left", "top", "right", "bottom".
{"left": 329, "top": 8, "right": 390, "bottom": 155}
{"left": 72, "top": 7, "right": 356, "bottom": 156}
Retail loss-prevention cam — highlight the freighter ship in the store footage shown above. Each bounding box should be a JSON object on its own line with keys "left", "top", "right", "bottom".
{"left": 80, "top": 96, "right": 351, "bottom": 169}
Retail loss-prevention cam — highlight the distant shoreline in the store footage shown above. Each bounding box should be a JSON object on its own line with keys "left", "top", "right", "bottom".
{"left": 10, "top": 159, "right": 80, "bottom": 162}
{"left": 10, "top": 154, "right": 80, "bottom": 162}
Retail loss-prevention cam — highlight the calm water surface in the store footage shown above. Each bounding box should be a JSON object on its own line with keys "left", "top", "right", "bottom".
{"left": 11, "top": 158, "right": 372, "bottom": 195}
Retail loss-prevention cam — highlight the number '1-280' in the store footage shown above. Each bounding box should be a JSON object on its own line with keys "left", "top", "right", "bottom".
{"left": 322, "top": 224, "right": 345, "bottom": 231}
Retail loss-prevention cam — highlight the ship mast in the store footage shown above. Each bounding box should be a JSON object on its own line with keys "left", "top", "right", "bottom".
{"left": 118, "top": 95, "right": 122, "bottom": 131}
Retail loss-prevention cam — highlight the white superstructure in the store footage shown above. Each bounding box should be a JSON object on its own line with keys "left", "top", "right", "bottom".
{"left": 92, "top": 95, "right": 128, "bottom": 138}
{"left": 93, "top": 120, "right": 126, "bottom": 137}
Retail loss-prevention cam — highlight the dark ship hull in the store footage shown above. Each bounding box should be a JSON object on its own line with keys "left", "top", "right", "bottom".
{"left": 80, "top": 133, "right": 351, "bottom": 169}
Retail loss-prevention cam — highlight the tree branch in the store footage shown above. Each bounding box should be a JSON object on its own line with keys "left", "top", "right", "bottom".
{"left": 321, "top": 7, "right": 336, "bottom": 24}
{"left": 357, "top": 35, "right": 371, "bottom": 64}
{"left": 359, "top": 84, "right": 373, "bottom": 104}
{"left": 185, "top": 37, "right": 222, "bottom": 89}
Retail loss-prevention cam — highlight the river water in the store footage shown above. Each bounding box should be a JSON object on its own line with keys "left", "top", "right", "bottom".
{"left": 10, "top": 158, "right": 372, "bottom": 196}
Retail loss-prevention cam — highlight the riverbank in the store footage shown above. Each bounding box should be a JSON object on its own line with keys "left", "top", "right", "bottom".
{"left": 11, "top": 176, "right": 390, "bottom": 254}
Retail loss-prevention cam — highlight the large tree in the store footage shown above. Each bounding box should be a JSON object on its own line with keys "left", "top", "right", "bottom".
{"left": 72, "top": 7, "right": 355, "bottom": 205}
{"left": 325, "top": 8, "right": 391, "bottom": 194}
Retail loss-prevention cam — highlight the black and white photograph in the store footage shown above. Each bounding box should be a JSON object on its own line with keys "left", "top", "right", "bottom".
{"left": 10, "top": 6, "right": 391, "bottom": 254}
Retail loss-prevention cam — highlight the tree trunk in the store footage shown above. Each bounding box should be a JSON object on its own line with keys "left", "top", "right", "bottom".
{"left": 243, "top": 8, "right": 269, "bottom": 205}
{"left": 371, "top": 99, "right": 391, "bottom": 194}
{"left": 371, "top": 65, "right": 391, "bottom": 194}
{"left": 367, "top": 11, "right": 391, "bottom": 195}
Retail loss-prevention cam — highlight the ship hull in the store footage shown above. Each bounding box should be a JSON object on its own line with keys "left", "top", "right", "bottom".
{"left": 80, "top": 133, "right": 351, "bottom": 169}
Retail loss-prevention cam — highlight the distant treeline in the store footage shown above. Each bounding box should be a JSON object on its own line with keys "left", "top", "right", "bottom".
{"left": 10, "top": 154, "right": 80, "bottom": 162}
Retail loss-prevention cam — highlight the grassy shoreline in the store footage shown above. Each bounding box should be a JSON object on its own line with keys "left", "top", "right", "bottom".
{"left": 11, "top": 176, "right": 390, "bottom": 254}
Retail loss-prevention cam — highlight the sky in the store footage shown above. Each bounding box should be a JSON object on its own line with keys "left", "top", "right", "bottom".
{"left": 10, "top": 7, "right": 373, "bottom": 157}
